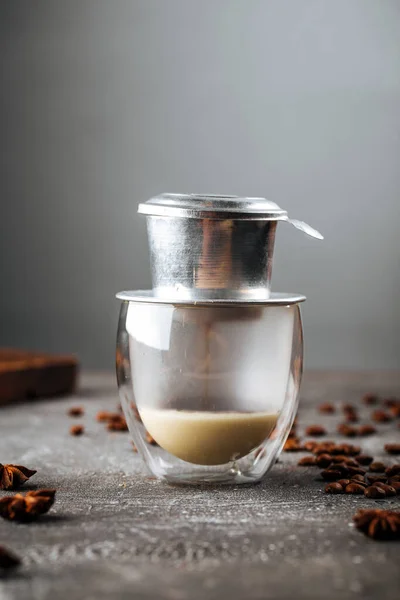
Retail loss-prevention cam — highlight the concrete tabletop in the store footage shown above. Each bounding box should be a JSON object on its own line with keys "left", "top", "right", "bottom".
{"left": 0, "top": 371, "right": 399, "bottom": 600}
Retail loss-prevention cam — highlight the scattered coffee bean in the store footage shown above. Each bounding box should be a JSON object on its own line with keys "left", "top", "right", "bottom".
{"left": 303, "top": 441, "right": 317, "bottom": 452}
{"left": 318, "top": 403, "right": 335, "bottom": 414}
{"left": 375, "top": 483, "right": 397, "bottom": 497}
{"left": 346, "top": 466, "right": 366, "bottom": 477}
{"left": 389, "top": 405, "right": 400, "bottom": 418}
{"left": 351, "top": 474, "right": 365, "bottom": 483}
{"left": 305, "top": 425, "right": 326, "bottom": 437}
{"left": 385, "top": 444, "right": 400, "bottom": 455}
{"left": 145, "top": 431, "right": 157, "bottom": 445}
{"left": 70, "top": 425, "right": 84, "bottom": 436}
{"left": 337, "top": 479, "right": 351, "bottom": 487}
{"left": 331, "top": 454, "right": 348, "bottom": 463}
{"left": 345, "top": 483, "right": 365, "bottom": 494}
{"left": 383, "top": 397, "right": 398, "bottom": 408}
{"left": 315, "top": 454, "right": 332, "bottom": 468}
{"left": 358, "top": 425, "right": 377, "bottom": 436}
{"left": 331, "top": 443, "right": 361, "bottom": 456}
{"left": 0, "top": 546, "right": 21, "bottom": 570}
{"left": 343, "top": 405, "right": 359, "bottom": 422}
{"left": 389, "top": 481, "right": 400, "bottom": 493}
{"left": 297, "top": 456, "right": 316, "bottom": 466}
{"left": 313, "top": 443, "right": 335, "bottom": 455}
{"left": 351, "top": 478, "right": 367, "bottom": 488}
{"left": 386, "top": 464, "right": 400, "bottom": 477}
{"left": 321, "top": 469, "right": 343, "bottom": 481}
{"left": 356, "top": 454, "right": 374, "bottom": 466}
{"left": 362, "top": 393, "right": 378, "bottom": 405}
{"left": 96, "top": 411, "right": 116, "bottom": 422}
{"left": 68, "top": 406, "right": 84, "bottom": 417}
{"left": 367, "top": 474, "right": 388, "bottom": 484}
{"left": 369, "top": 461, "right": 386, "bottom": 473}
{"left": 337, "top": 423, "right": 357, "bottom": 437}
{"left": 336, "top": 464, "right": 351, "bottom": 476}
{"left": 283, "top": 438, "right": 304, "bottom": 452}
{"left": 345, "top": 459, "right": 360, "bottom": 467}
{"left": 372, "top": 410, "right": 392, "bottom": 423}
{"left": 346, "top": 413, "right": 359, "bottom": 423}
{"left": 107, "top": 416, "right": 128, "bottom": 432}
{"left": 365, "top": 486, "right": 386, "bottom": 499}
{"left": 325, "top": 482, "right": 343, "bottom": 494}
{"left": 349, "top": 445, "right": 362, "bottom": 456}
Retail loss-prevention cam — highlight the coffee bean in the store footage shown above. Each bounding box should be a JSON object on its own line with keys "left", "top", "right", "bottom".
{"left": 364, "top": 486, "right": 386, "bottom": 499}
{"left": 315, "top": 454, "right": 332, "bottom": 468}
{"left": 321, "top": 469, "right": 343, "bottom": 481}
{"left": 345, "top": 411, "right": 359, "bottom": 423}
{"left": 350, "top": 478, "right": 367, "bottom": 488}
{"left": 389, "top": 405, "right": 400, "bottom": 418}
{"left": 305, "top": 425, "right": 326, "bottom": 437}
{"left": 313, "top": 444, "right": 335, "bottom": 455}
{"left": 383, "top": 397, "right": 398, "bottom": 407}
{"left": 318, "top": 403, "right": 335, "bottom": 414}
{"left": 345, "top": 483, "right": 365, "bottom": 495}
{"left": 297, "top": 456, "right": 316, "bottom": 466}
{"left": 331, "top": 455, "right": 348, "bottom": 463}
{"left": 337, "top": 424, "right": 357, "bottom": 437}
{"left": 367, "top": 474, "right": 388, "bottom": 484}
{"left": 371, "top": 410, "right": 392, "bottom": 423}
{"left": 389, "top": 481, "right": 400, "bottom": 493}
{"left": 347, "top": 466, "right": 366, "bottom": 477}
{"left": 356, "top": 454, "right": 374, "bottom": 466}
{"left": 335, "top": 464, "right": 351, "bottom": 476}
{"left": 384, "top": 444, "right": 400, "bottom": 455}
{"left": 362, "top": 393, "right": 378, "bottom": 405}
{"left": 375, "top": 483, "right": 397, "bottom": 497}
{"left": 358, "top": 425, "right": 377, "bottom": 436}
{"left": 303, "top": 441, "right": 317, "bottom": 452}
{"left": 351, "top": 474, "right": 365, "bottom": 483}
{"left": 337, "top": 479, "right": 351, "bottom": 487}
{"left": 345, "top": 459, "right": 360, "bottom": 467}
{"left": 385, "top": 464, "right": 400, "bottom": 477}
{"left": 325, "top": 482, "right": 344, "bottom": 494}
{"left": 283, "top": 439, "right": 304, "bottom": 452}
{"left": 369, "top": 461, "right": 386, "bottom": 473}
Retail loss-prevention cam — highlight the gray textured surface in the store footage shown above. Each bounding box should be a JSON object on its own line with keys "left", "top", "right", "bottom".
{"left": 1, "top": 0, "right": 400, "bottom": 369}
{"left": 0, "top": 371, "right": 399, "bottom": 600}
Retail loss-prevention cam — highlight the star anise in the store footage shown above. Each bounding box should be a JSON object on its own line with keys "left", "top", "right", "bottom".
{"left": 0, "top": 546, "right": 21, "bottom": 570}
{"left": 353, "top": 509, "right": 400, "bottom": 540}
{"left": 0, "top": 489, "right": 56, "bottom": 522}
{"left": 0, "top": 464, "right": 37, "bottom": 490}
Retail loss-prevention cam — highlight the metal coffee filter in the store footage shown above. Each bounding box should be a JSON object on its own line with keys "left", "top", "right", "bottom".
{"left": 138, "top": 194, "right": 323, "bottom": 301}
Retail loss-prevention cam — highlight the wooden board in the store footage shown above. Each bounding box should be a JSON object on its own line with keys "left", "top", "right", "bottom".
{"left": 0, "top": 348, "right": 78, "bottom": 405}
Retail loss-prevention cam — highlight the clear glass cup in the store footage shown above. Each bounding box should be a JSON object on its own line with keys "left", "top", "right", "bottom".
{"left": 116, "top": 294, "right": 304, "bottom": 485}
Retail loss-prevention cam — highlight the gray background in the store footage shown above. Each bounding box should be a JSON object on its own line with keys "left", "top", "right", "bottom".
{"left": 0, "top": 0, "right": 399, "bottom": 369}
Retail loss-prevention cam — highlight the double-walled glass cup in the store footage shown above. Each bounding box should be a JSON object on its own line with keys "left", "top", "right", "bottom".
{"left": 116, "top": 291, "right": 305, "bottom": 485}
